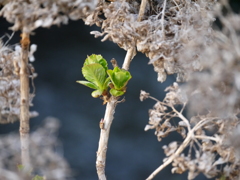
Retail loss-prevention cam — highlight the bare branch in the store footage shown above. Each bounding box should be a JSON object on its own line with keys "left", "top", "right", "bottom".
{"left": 96, "top": 48, "right": 136, "bottom": 179}
{"left": 138, "top": 0, "right": 148, "bottom": 22}
{"left": 146, "top": 129, "right": 193, "bottom": 180}
{"left": 96, "top": 97, "right": 118, "bottom": 180}
{"left": 19, "top": 32, "right": 31, "bottom": 170}
{"left": 122, "top": 47, "right": 135, "bottom": 71}
{"left": 161, "top": 0, "right": 167, "bottom": 39}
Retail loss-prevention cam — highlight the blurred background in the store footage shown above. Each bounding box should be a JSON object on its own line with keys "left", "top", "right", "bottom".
{"left": 0, "top": 1, "right": 239, "bottom": 179}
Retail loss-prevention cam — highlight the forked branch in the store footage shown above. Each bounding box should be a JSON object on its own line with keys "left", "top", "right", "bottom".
{"left": 146, "top": 105, "right": 218, "bottom": 180}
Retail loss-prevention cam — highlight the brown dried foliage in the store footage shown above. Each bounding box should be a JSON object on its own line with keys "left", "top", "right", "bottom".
{"left": 0, "top": 117, "right": 71, "bottom": 179}
{"left": 90, "top": 0, "right": 216, "bottom": 82}
{"left": 0, "top": 39, "right": 37, "bottom": 124}
{"left": 141, "top": 82, "right": 240, "bottom": 179}
{"left": 138, "top": 0, "right": 240, "bottom": 179}
{"left": 0, "top": 0, "right": 97, "bottom": 33}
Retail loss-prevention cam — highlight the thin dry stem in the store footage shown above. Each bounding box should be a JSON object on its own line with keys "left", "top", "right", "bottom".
{"left": 146, "top": 129, "right": 193, "bottom": 180}
{"left": 146, "top": 110, "right": 218, "bottom": 180}
{"left": 96, "top": 97, "right": 117, "bottom": 180}
{"left": 137, "top": 0, "right": 147, "bottom": 22}
{"left": 19, "top": 32, "right": 31, "bottom": 170}
{"left": 96, "top": 49, "right": 135, "bottom": 180}
{"left": 195, "top": 135, "right": 219, "bottom": 142}
{"left": 146, "top": 106, "right": 191, "bottom": 179}
{"left": 171, "top": 105, "right": 191, "bottom": 132}
{"left": 161, "top": 0, "right": 167, "bottom": 39}
{"left": 122, "top": 47, "right": 135, "bottom": 70}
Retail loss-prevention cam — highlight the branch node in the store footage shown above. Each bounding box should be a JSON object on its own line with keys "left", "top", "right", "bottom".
{"left": 116, "top": 97, "right": 125, "bottom": 104}
{"left": 20, "top": 33, "right": 30, "bottom": 50}
{"left": 110, "top": 58, "right": 118, "bottom": 68}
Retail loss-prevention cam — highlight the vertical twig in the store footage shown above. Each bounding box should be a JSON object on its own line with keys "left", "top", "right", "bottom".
{"left": 122, "top": 47, "right": 135, "bottom": 70}
{"left": 96, "top": 48, "right": 135, "bottom": 180}
{"left": 138, "top": 0, "right": 148, "bottom": 22}
{"left": 161, "top": 0, "right": 167, "bottom": 39}
{"left": 96, "top": 97, "right": 117, "bottom": 180}
{"left": 19, "top": 32, "right": 31, "bottom": 170}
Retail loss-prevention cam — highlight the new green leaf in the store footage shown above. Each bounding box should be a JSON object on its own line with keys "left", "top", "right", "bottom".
{"left": 107, "top": 67, "right": 132, "bottom": 96}
{"left": 77, "top": 59, "right": 110, "bottom": 98}
{"left": 109, "top": 89, "right": 125, "bottom": 97}
{"left": 76, "top": 81, "right": 98, "bottom": 90}
{"left": 84, "top": 54, "right": 108, "bottom": 71}
{"left": 82, "top": 63, "right": 106, "bottom": 88}
{"left": 92, "top": 89, "right": 103, "bottom": 98}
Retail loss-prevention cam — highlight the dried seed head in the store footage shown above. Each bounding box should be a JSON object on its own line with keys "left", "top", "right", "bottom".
{"left": 139, "top": 90, "right": 149, "bottom": 101}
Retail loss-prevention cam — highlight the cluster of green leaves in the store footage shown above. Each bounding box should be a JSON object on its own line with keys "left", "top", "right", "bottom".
{"left": 77, "top": 54, "right": 132, "bottom": 98}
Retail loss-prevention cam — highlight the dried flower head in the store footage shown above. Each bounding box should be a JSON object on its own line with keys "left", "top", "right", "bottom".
{"left": 178, "top": 3, "right": 240, "bottom": 118}
{"left": 0, "top": 117, "right": 71, "bottom": 179}
{"left": 139, "top": 90, "right": 149, "bottom": 101}
{"left": 142, "top": 4, "right": 240, "bottom": 179}
{"left": 90, "top": 0, "right": 216, "bottom": 82}
{"left": 0, "top": 38, "right": 37, "bottom": 124}
{"left": 143, "top": 85, "right": 240, "bottom": 179}
{"left": 0, "top": 0, "right": 98, "bottom": 33}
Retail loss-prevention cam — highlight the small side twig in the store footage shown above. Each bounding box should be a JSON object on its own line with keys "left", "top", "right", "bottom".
{"left": 171, "top": 105, "right": 191, "bottom": 132}
{"left": 110, "top": 58, "right": 118, "bottom": 68}
{"left": 19, "top": 32, "right": 31, "bottom": 170}
{"left": 146, "top": 129, "right": 193, "bottom": 180}
{"left": 96, "top": 48, "right": 135, "bottom": 180}
{"left": 195, "top": 135, "right": 219, "bottom": 142}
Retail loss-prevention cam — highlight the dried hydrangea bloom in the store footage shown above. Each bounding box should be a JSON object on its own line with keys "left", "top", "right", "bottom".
{"left": 142, "top": 85, "right": 240, "bottom": 179}
{"left": 178, "top": 6, "right": 240, "bottom": 118}
{"left": 0, "top": 39, "right": 37, "bottom": 123}
{"left": 0, "top": 0, "right": 97, "bottom": 33}
{"left": 0, "top": 117, "right": 71, "bottom": 179}
{"left": 139, "top": 90, "right": 149, "bottom": 101}
{"left": 90, "top": 0, "right": 216, "bottom": 82}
